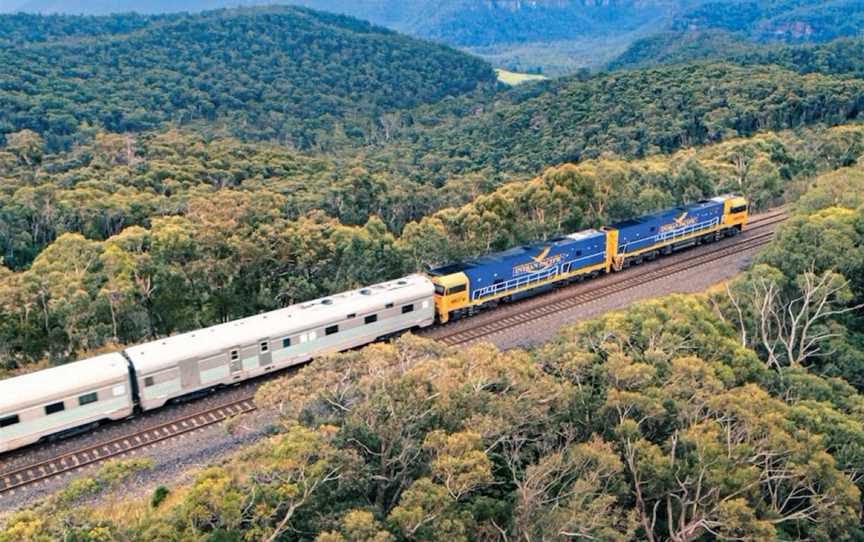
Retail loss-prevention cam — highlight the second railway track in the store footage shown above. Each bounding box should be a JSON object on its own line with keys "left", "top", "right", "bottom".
{"left": 0, "top": 208, "right": 787, "bottom": 499}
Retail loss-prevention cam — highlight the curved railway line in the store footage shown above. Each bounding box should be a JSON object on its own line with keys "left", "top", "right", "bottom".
{"left": 0, "top": 207, "right": 788, "bottom": 499}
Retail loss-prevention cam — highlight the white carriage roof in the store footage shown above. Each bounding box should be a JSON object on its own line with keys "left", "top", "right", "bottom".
{"left": 0, "top": 352, "right": 129, "bottom": 414}
{"left": 127, "top": 274, "right": 434, "bottom": 374}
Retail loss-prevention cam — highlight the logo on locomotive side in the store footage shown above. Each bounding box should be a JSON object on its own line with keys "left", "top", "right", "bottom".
{"left": 512, "top": 246, "right": 563, "bottom": 276}
{"left": 659, "top": 212, "right": 697, "bottom": 233}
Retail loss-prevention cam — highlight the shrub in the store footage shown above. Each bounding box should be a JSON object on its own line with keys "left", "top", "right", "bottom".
{"left": 150, "top": 485, "right": 170, "bottom": 509}
{"left": 96, "top": 458, "right": 155, "bottom": 487}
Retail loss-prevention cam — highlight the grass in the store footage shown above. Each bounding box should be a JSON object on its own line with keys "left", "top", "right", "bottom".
{"left": 495, "top": 68, "right": 548, "bottom": 85}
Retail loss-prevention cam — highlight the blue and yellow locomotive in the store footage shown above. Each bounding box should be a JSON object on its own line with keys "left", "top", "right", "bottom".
{"left": 430, "top": 194, "right": 749, "bottom": 323}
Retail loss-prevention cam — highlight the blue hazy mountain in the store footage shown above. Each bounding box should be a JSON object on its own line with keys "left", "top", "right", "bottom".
{"left": 6, "top": 1, "right": 864, "bottom": 74}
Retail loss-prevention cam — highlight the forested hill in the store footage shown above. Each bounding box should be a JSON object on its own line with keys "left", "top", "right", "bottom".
{"left": 609, "top": 31, "right": 864, "bottom": 76}
{"left": 0, "top": 12, "right": 164, "bottom": 45}
{"left": 0, "top": 7, "right": 496, "bottom": 151}
{"left": 672, "top": 0, "right": 864, "bottom": 43}
{"left": 13, "top": 0, "right": 864, "bottom": 75}
{"left": 377, "top": 62, "right": 864, "bottom": 179}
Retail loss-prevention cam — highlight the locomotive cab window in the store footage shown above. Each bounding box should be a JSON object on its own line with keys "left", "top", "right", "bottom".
{"left": 346, "top": 313, "right": 356, "bottom": 319}
{"left": 45, "top": 401, "right": 65, "bottom": 415}
{"left": 447, "top": 284, "right": 467, "bottom": 295}
{"left": 325, "top": 325, "right": 339, "bottom": 336}
{"left": 365, "top": 314, "right": 378, "bottom": 324}
{"left": 434, "top": 284, "right": 445, "bottom": 295}
{"left": 385, "top": 303, "right": 394, "bottom": 309}
{"left": 731, "top": 204, "right": 748, "bottom": 214}
{"left": 0, "top": 415, "right": 19, "bottom": 428}
{"left": 78, "top": 392, "right": 98, "bottom": 406}
{"left": 402, "top": 304, "right": 414, "bottom": 314}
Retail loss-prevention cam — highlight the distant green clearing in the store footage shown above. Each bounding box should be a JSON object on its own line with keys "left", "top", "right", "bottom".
{"left": 495, "top": 68, "right": 547, "bottom": 85}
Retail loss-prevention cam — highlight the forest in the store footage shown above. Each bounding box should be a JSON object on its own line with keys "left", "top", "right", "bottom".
{"left": 2, "top": 124, "right": 862, "bottom": 369}
{"left": 374, "top": 62, "right": 864, "bottom": 178}
{"left": 671, "top": 0, "right": 864, "bottom": 42}
{"left": 0, "top": 7, "right": 495, "bottom": 152}
{"left": 3, "top": 6, "right": 864, "bottom": 540}
{"left": 2, "top": 160, "right": 863, "bottom": 540}
{"left": 609, "top": 32, "right": 864, "bottom": 76}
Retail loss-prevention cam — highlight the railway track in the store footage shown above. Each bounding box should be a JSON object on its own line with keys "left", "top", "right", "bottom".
{"left": 422, "top": 209, "right": 788, "bottom": 347}
{"left": 0, "top": 208, "right": 787, "bottom": 499}
{"left": 0, "top": 397, "right": 255, "bottom": 497}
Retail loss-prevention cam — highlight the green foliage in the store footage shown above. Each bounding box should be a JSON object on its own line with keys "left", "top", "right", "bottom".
{"left": 96, "top": 458, "right": 154, "bottom": 487}
{"left": 1, "top": 126, "right": 861, "bottom": 369}
{"left": 0, "top": 7, "right": 495, "bottom": 152}
{"left": 672, "top": 0, "right": 864, "bottom": 43}
{"left": 150, "top": 485, "right": 170, "bottom": 509}
{"left": 8, "top": 293, "right": 864, "bottom": 540}
{"left": 56, "top": 477, "right": 102, "bottom": 506}
{"left": 711, "top": 159, "right": 864, "bottom": 389}
{"left": 52, "top": 458, "right": 155, "bottom": 509}
{"left": 611, "top": 32, "right": 864, "bottom": 77}
{"left": 378, "top": 62, "right": 864, "bottom": 178}
{"left": 0, "top": 12, "right": 162, "bottom": 46}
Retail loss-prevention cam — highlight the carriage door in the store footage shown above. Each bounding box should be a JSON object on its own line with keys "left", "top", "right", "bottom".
{"left": 229, "top": 347, "right": 243, "bottom": 376}
{"left": 258, "top": 339, "right": 272, "bottom": 368}
{"left": 179, "top": 358, "right": 201, "bottom": 389}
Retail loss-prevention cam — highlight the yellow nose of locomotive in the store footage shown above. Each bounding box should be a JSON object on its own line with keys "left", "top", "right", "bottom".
{"left": 429, "top": 273, "right": 469, "bottom": 324}
{"left": 723, "top": 196, "right": 749, "bottom": 229}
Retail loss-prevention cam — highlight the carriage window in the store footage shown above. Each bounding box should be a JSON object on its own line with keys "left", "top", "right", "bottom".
{"left": 365, "top": 314, "right": 378, "bottom": 324}
{"left": 78, "top": 392, "right": 98, "bottom": 406}
{"left": 282, "top": 337, "right": 291, "bottom": 349}
{"left": 402, "top": 304, "right": 414, "bottom": 314}
{"left": 45, "top": 402, "right": 65, "bottom": 415}
{"left": 144, "top": 376, "right": 155, "bottom": 387}
{"left": 260, "top": 341, "right": 269, "bottom": 353}
{"left": 230, "top": 350, "right": 239, "bottom": 361}
{"left": 385, "top": 303, "right": 394, "bottom": 309}
{"left": 325, "top": 325, "right": 339, "bottom": 336}
{"left": 0, "top": 415, "right": 19, "bottom": 428}
{"left": 347, "top": 313, "right": 356, "bottom": 319}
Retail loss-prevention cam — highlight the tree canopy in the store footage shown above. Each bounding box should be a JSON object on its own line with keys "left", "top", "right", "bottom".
{"left": 0, "top": 7, "right": 496, "bottom": 152}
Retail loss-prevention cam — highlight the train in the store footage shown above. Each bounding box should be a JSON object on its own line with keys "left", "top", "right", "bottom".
{"left": 0, "top": 195, "right": 748, "bottom": 454}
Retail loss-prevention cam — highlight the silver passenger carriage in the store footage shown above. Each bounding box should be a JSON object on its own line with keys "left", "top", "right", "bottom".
{"left": 0, "top": 353, "right": 134, "bottom": 453}
{"left": 128, "top": 274, "right": 435, "bottom": 410}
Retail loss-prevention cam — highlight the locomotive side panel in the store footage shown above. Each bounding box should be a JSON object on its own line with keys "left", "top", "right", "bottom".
{"left": 429, "top": 230, "right": 607, "bottom": 322}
